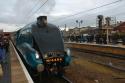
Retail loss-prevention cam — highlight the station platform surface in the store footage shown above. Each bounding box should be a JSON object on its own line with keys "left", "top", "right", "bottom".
{"left": 10, "top": 42, "right": 28, "bottom": 83}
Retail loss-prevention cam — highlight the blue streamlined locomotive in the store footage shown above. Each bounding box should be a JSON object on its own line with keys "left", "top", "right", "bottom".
{"left": 13, "top": 16, "right": 71, "bottom": 76}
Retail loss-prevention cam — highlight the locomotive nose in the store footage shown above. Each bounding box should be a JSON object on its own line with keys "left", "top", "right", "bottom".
{"left": 37, "top": 64, "right": 44, "bottom": 72}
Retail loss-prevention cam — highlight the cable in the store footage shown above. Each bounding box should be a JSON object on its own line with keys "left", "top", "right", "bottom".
{"left": 16, "top": 0, "right": 42, "bottom": 24}
{"left": 25, "top": 0, "right": 49, "bottom": 23}
{"left": 50, "top": 0, "right": 123, "bottom": 22}
{"left": 25, "top": 0, "right": 41, "bottom": 17}
{"left": 28, "top": 0, "right": 49, "bottom": 19}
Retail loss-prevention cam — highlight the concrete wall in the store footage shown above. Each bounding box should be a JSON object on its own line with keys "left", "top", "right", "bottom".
{"left": 65, "top": 43, "right": 125, "bottom": 56}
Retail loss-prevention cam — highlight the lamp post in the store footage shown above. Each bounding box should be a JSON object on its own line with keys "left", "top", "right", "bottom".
{"left": 65, "top": 24, "right": 67, "bottom": 31}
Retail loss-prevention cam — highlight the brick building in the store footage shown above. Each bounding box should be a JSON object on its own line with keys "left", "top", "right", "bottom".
{"left": 114, "top": 22, "right": 125, "bottom": 32}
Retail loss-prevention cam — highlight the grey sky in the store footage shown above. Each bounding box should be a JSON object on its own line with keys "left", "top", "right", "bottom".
{"left": 0, "top": 0, "right": 125, "bottom": 31}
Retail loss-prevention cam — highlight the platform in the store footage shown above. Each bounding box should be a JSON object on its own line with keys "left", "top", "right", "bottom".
{"left": 65, "top": 42, "right": 125, "bottom": 57}
{"left": 65, "top": 42, "right": 125, "bottom": 48}
{"left": 10, "top": 41, "right": 33, "bottom": 83}
{"left": 10, "top": 44, "right": 27, "bottom": 83}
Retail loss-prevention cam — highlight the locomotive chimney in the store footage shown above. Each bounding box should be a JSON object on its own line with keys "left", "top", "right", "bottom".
{"left": 37, "top": 16, "right": 47, "bottom": 26}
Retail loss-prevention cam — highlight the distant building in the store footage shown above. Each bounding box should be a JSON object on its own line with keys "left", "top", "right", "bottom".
{"left": 0, "top": 29, "right": 3, "bottom": 33}
{"left": 114, "top": 22, "right": 125, "bottom": 33}
{"left": 62, "top": 26, "right": 97, "bottom": 37}
{"left": 69, "top": 27, "right": 96, "bottom": 36}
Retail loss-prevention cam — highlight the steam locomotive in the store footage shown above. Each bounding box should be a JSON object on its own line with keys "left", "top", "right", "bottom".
{"left": 12, "top": 16, "right": 71, "bottom": 77}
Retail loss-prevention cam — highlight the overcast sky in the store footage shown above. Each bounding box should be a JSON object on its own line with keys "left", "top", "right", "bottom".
{"left": 0, "top": 0, "right": 125, "bottom": 31}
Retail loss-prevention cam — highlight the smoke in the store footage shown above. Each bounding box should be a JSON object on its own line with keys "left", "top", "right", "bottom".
{"left": 13, "top": 0, "right": 56, "bottom": 24}
{"left": 0, "top": 0, "right": 56, "bottom": 24}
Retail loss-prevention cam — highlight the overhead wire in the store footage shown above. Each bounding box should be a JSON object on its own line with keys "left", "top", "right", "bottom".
{"left": 50, "top": 0, "right": 123, "bottom": 23}
{"left": 25, "top": 0, "right": 41, "bottom": 18}
{"left": 27, "top": 0, "right": 49, "bottom": 22}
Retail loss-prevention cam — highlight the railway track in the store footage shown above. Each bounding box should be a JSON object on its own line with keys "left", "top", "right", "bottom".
{"left": 67, "top": 49, "right": 125, "bottom": 83}
{"left": 72, "top": 49, "right": 125, "bottom": 71}
{"left": 34, "top": 73, "right": 72, "bottom": 83}
{"left": 71, "top": 48, "right": 125, "bottom": 60}
{"left": 62, "top": 75, "right": 72, "bottom": 83}
{"left": 89, "top": 60, "right": 125, "bottom": 72}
